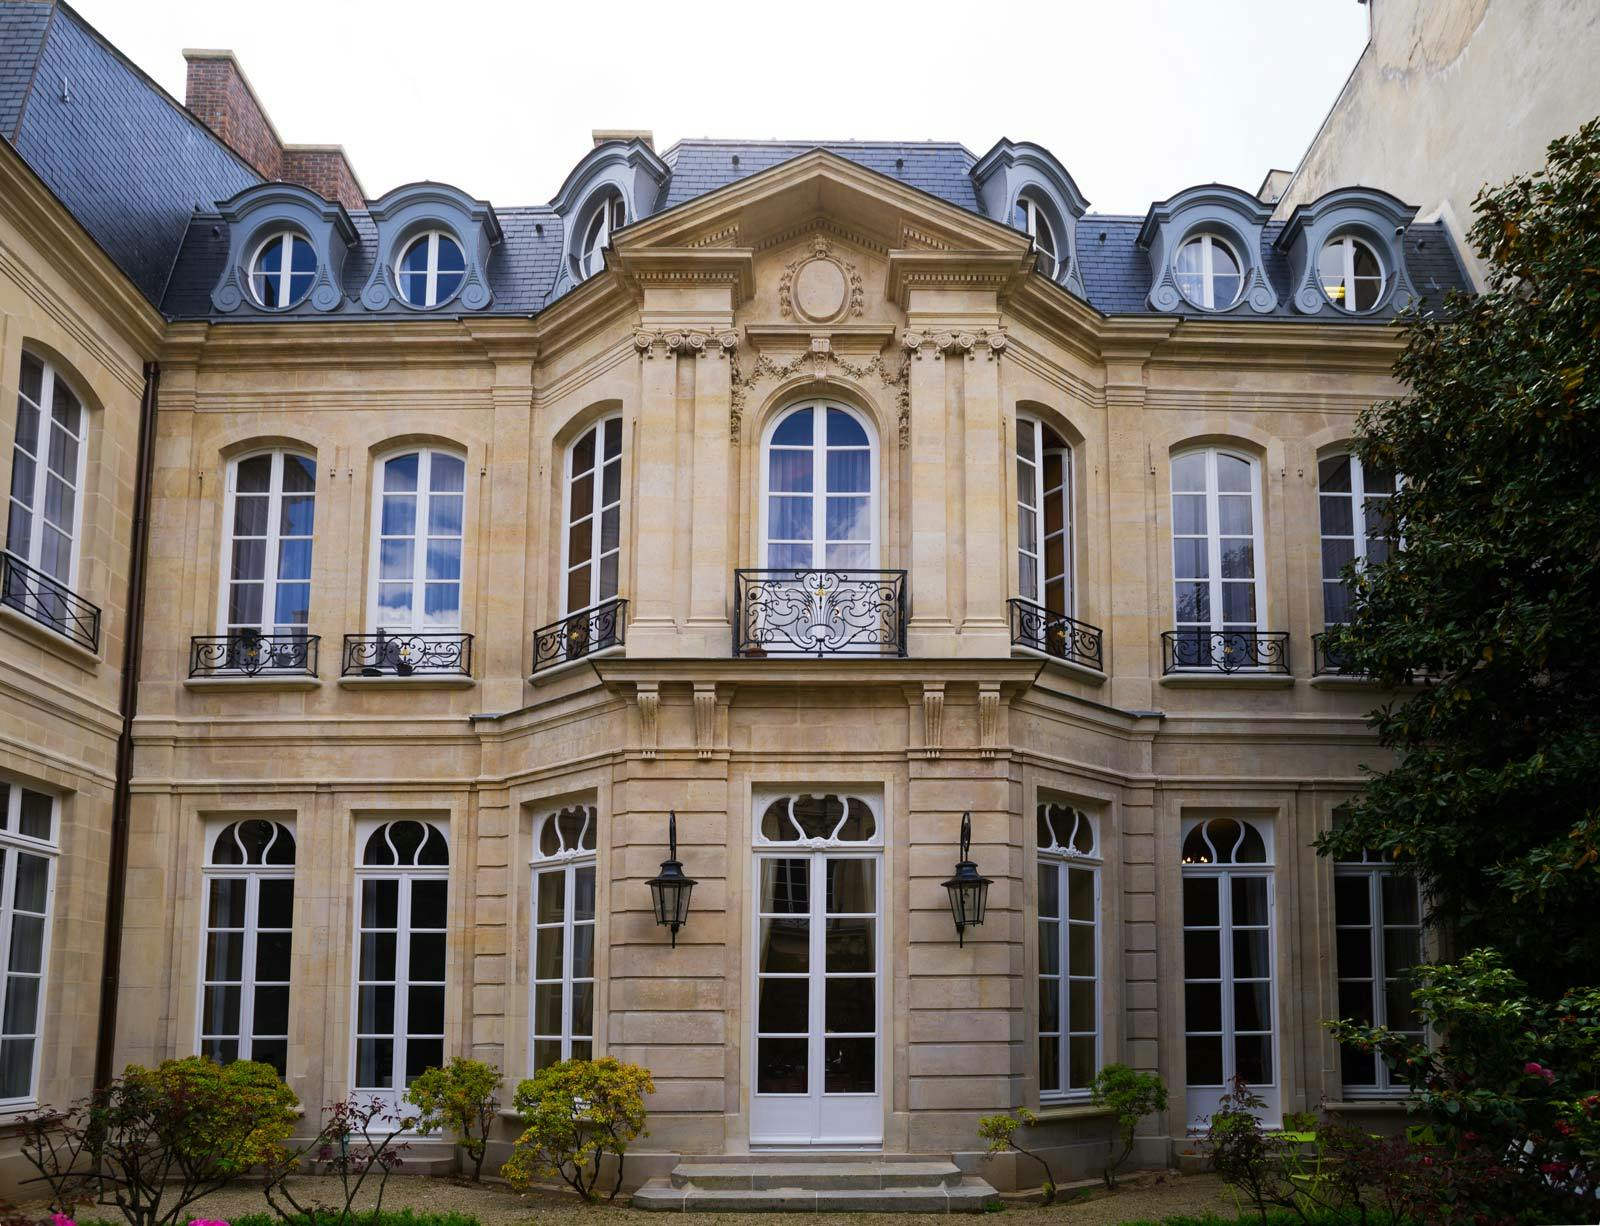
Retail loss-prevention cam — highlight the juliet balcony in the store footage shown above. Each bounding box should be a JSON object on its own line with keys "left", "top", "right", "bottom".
{"left": 0, "top": 550, "right": 101, "bottom": 653}
{"left": 1007, "top": 598, "right": 1104, "bottom": 672}
{"left": 190, "top": 632, "right": 319, "bottom": 678}
{"left": 341, "top": 632, "right": 473, "bottom": 678}
{"left": 1162, "top": 629, "right": 1291, "bottom": 675}
{"left": 531, "top": 598, "right": 627, "bottom": 675}
{"left": 733, "top": 569, "right": 907, "bottom": 658}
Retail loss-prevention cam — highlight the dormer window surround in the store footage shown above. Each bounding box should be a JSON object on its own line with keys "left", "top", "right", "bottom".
{"left": 1138, "top": 185, "right": 1278, "bottom": 315}
{"left": 211, "top": 183, "right": 356, "bottom": 315}
{"left": 358, "top": 183, "right": 501, "bottom": 312}
{"left": 548, "top": 137, "right": 670, "bottom": 296}
{"left": 1276, "top": 187, "right": 1419, "bottom": 318}
{"left": 971, "top": 139, "right": 1089, "bottom": 297}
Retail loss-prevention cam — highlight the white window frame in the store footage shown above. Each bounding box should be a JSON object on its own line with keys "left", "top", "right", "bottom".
{"left": 1174, "top": 232, "right": 1243, "bottom": 310}
{"left": 248, "top": 232, "right": 316, "bottom": 310}
{"left": 0, "top": 780, "right": 57, "bottom": 1109}
{"left": 1334, "top": 853, "right": 1425, "bottom": 1097}
{"left": 559, "top": 416, "right": 623, "bottom": 616}
{"left": 758, "top": 402, "right": 879, "bottom": 572}
{"left": 1180, "top": 817, "right": 1278, "bottom": 1128}
{"left": 1014, "top": 196, "right": 1060, "bottom": 279}
{"left": 197, "top": 820, "right": 295, "bottom": 1072}
{"left": 367, "top": 448, "right": 466, "bottom": 633}
{"left": 395, "top": 230, "right": 467, "bottom": 308}
{"left": 1317, "top": 450, "right": 1396, "bottom": 629}
{"left": 1170, "top": 446, "right": 1267, "bottom": 642}
{"left": 529, "top": 805, "right": 598, "bottom": 1073}
{"left": 8, "top": 352, "right": 88, "bottom": 590}
{"left": 579, "top": 193, "right": 626, "bottom": 280}
{"left": 1036, "top": 802, "right": 1101, "bottom": 1102}
{"left": 217, "top": 450, "right": 316, "bottom": 641}
{"left": 1016, "top": 415, "right": 1074, "bottom": 614}
{"left": 1319, "top": 235, "right": 1386, "bottom": 314}
{"left": 352, "top": 820, "right": 450, "bottom": 1106}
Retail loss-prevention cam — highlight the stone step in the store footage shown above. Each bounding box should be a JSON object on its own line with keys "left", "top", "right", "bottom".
{"left": 633, "top": 1175, "right": 999, "bottom": 1213}
{"left": 670, "top": 1160, "right": 962, "bottom": 1190}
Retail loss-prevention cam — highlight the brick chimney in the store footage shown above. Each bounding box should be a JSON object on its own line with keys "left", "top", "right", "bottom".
{"left": 183, "top": 49, "right": 365, "bottom": 210}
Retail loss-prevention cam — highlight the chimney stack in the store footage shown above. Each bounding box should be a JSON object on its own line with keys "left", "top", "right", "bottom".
{"left": 592, "top": 129, "right": 654, "bottom": 150}
{"left": 183, "top": 49, "right": 366, "bottom": 210}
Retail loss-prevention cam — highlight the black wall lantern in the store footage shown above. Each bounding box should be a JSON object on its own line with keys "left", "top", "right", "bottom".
{"left": 647, "top": 810, "right": 697, "bottom": 947}
{"left": 942, "top": 811, "right": 991, "bottom": 947}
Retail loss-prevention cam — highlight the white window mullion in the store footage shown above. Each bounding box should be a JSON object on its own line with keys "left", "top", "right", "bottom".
{"left": 1205, "top": 452, "right": 1223, "bottom": 635}
{"left": 562, "top": 862, "right": 576, "bottom": 1061}
{"left": 812, "top": 407, "right": 827, "bottom": 570}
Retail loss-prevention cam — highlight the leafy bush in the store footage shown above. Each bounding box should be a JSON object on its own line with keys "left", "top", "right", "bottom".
{"left": 1089, "top": 1063, "right": 1168, "bottom": 1187}
{"left": 500, "top": 1057, "right": 654, "bottom": 1202}
{"left": 1203, "top": 1078, "right": 1286, "bottom": 1220}
{"left": 404, "top": 1059, "right": 502, "bottom": 1181}
{"left": 261, "top": 1095, "right": 414, "bottom": 1226}
{"left": 976, "top": 1108, "right": 1055, "bottom": 1204}
{"left": 20, "top": 1058, "right": 297, "bottom": 1226}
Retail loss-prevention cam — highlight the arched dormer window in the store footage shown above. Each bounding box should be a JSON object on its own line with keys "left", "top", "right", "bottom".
{"left": 1318, "top": 235, "right": 1386, "bottom": 313}
{"left": 578, "top": 191, "right": 626, "bottom": 281}
{"left": 248, "top": 231, "right": 317, "bottom": 309}
{"left": 1139, "top": 186, "right": 1277, "bottom": 315}
{"left": 1277, "top": 188, "right": 1418, "bottom": 318}
{"left": 359, "top": 183, "right": 501, "bottom": 313}
{"left": 211, "top": 183, "right": 354, "bottom": 316}
{"left": 396, "top": 231, "right": 467, "bottom": 308}
{"left": 1014, "top": 195, "right": 1062, "bottom": 279}
{"left": 1175, "top": 233, "right": 1243, "bottom": 311}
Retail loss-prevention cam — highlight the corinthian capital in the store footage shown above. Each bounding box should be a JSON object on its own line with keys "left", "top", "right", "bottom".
{"left": 900, "top": 327, "right": 1007, "bottom": 360}
{"left": 634, "top": 328, "right": 739, "bottom": 358}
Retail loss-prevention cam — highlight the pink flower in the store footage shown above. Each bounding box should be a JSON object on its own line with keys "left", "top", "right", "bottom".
{"left": 1539, "top": 1161, "right": 1568, "bottom": 1176}
{"left": 1523, "top": 1061, "right": 1556, "bottom": 1084}
{"left": 187, "top": 1219, "right": 230, "bottom": 1226}
{"left": 52, "top": 1214, "right": 75, "bottom": 1226}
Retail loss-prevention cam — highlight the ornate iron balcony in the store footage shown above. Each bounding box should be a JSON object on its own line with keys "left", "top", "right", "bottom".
{"left": 531, "top": 598, "right": 627, "bottom": 674}
{"left": 1312, "top": 631, "right": 1361, "bottom": 677}
{"left": 1008, "top": 598, "right": 1104, "bottom": 671}
{"left": 0, "top": 550, "right": 100, "bottom": 652}
{"left": 341, "top": 632, "right": 472, "bottom": 678}
{"left": 733, "top": 569, "right": 907, "bottom": 658}
{"left": 1162, "top": 629, "right": 1291, "bottom": 675}
{"left": 190, "top": 632, "right": 319, "bottom": 678}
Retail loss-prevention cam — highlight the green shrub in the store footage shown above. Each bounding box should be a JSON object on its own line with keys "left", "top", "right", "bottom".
{"left": 501, "top": 1057, "right": 654, "bottom": 1202}
{"left": 976, "top": 1108, "right": 1055, "bottom": 1204}
{"left": 404, "top": 1058, "right": 502, "bottom": 1181}
{"left": 1088, "top": 1062, "right": 1168, "bottom": 1188}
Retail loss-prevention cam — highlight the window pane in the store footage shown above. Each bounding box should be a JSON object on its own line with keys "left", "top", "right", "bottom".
{"left": 1067, "top": 868, "right": 1094, "bottom": 922}
{"left": 771, "top": 408, "right": 812, "bottom": 446}
{"left": 1381, "top": 875, "right": 1420, "bottom": 925}
{"left": 1172, "top": 494, "right": 1207, "bottom": 535}
{"left": 826, "top": 451, "right": 871, "bottom": 494}
{"left": 767, "top": 496, "right": 812, "bottom": 541}
{"left": 1185, "top": 982, "right": 1221, "bottom": 1032}
{"left": 383, "top": 454, "right": 419, "bottom": 493}
{"left": 1336, "top": 928, "right": 1372, "bottom": 979}
{"left": 430, "top": 454, "right": 465, "bottom": 492}
{"left": 768, "top": 450, "right": 813, "bottom": 494}
{"left": 18, "top": 791, "right": 51, "bottom": 841}
{"left": 0, "top": 1039, "right": 35, "bottom": 1097}
{"left": 826, "top": 409, "right": 868, "bottom": 447}
{"left": 1334, "top": 876, "right": 1370, "bottom": 924}
{"left": 1235, "top": 1034, "right": 1272, "bottom": 1085}
{"left": 1232, "top": 877, "right": 1269, "bottom": 926}
{"left": 825, "top": 497, "right": 871, "bottom": 542}
{"left": 1184, "top": 930, "right": 1220, "bottom": 980}
{"left": 1186, "top": 1035, "right": 1223, "bottom": 1085}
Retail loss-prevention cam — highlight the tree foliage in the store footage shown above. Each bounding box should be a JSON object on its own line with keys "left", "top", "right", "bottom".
{"left": 1317, "top": 117, "right": 1600, "bottom": 993}
{"left": 404, "top": 1059, "right": 501, "bottom": 1182}
{"left": 1088, "top": 1063, "right": 1168, "bottom": 1188}
{"left": 500, "top": 1058, "right": 653, "bottom": 1202}
{"left": 976, "top": 1108, "right": 1056, "bottom": 1204}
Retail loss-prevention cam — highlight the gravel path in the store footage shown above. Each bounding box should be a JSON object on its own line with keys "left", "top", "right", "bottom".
{"left": 175, "top": 1170, "right": 1242, "bottom": 1226}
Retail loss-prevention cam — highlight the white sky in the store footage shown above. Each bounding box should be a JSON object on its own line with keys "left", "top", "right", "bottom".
{"left": 70, "top": 0, "right": 1371, "bottom": 216}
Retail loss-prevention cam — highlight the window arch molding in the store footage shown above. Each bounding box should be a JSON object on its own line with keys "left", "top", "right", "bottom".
{"left": 1139, "top": 185, "right": 1278, "bottom": 315}
{"left": 211, "top": 183, "right": 354, "bottom": 316}
{"left": 358, "top": 182, "right": 500, "bottom": 312}
{"left": 757, "top": 398, "right": 881, "bottom": 572}
{"left": 970, "top": 139, "right": 1088, "bottom": 296}
{"left": 549, "top": 139, "right": 669, "bottom": 294}
{"left": 366, "top": 443, "right": 469, "bottom": 635}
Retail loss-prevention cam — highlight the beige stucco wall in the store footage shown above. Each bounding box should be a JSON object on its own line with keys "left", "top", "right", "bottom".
{"left": 1275, "top": 0, "right": 1600, "bottom": 286}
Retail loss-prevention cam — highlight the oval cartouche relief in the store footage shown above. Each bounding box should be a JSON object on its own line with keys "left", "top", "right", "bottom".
{"left": 793, "top": 257, "right": 849, "bottom": 322}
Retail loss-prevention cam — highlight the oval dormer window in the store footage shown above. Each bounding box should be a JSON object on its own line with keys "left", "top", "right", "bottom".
{"left": 1014, "top": 195, "right": 1061, "bottom": 279}
{"left": 579, "top": 191, "right": 626, "bottom": 280}
{"left": 396, "top": 230, "right": 467, "bottom": 308}
{"left": 249, "top": 231, "right": 316, "bottom": 309}
{"left": 1175, "top": 233, "right": 1243, "bottom": 310}
{"left": 1318, "top": 235, "right": 1385, "bottom": 313}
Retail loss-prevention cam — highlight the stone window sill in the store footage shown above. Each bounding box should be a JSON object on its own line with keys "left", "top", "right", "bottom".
{"left": 0, "top": 602, "right": 103, "bottom": 672}
{"left": 529, "top": 644, "right": 624, "bottom": 685}
{"left": 1011, "top": 646, "right": 1107, "bottom": 687}
{"left": 1308, "top": 674, "right": 1385, "bottom": 689}
{"left": 1159, "top": 671, "right": 1294, "bottom": 689}
{"left": 337, "top": 675, "right": 476, "bottom": 691}
{"left": 184, "top": 675, "right": 322, "bottom": 692}
{"left": 1032, "top": 1102, "right": 1115, "bottom": 1124}
{"left": 1323, "top": 1097, "right": 1414, "bottom": 1113}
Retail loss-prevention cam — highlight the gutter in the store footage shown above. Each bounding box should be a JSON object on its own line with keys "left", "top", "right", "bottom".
{"left": 94, "top": 361, "right": 159, "bottom": 1089}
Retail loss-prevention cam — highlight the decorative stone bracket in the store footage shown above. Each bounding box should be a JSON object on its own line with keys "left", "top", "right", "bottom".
{"left": 633, "top": 679, "right": 720, "bottom": 759}
{"left": 922, "top": 682, "right": 945, "bottom": 759}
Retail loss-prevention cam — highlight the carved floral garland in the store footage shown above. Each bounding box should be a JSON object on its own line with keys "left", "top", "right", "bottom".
{"left": 729, "top": 342, "right": 911, "bottom": 446}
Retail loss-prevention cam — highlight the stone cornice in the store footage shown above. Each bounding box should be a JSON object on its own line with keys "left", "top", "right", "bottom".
{"left": 158, "top": 319, "right": 505, "bottom": 369}
{"left": 886, "top": 249, "right": 1035, "bottom": 309}
{"left": 592, "top": 656, "right": 1044, "bottom": 692}
{"left": 612, "top": 247, "right": 756, "bottom": 308}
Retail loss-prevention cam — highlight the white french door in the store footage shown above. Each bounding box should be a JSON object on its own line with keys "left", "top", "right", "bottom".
{"left": 751, "top": 849, "right": 882, "bottom": 1146}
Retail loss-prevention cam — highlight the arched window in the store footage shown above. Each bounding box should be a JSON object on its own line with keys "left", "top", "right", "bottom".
{"left": 354, "top": 820, "right": 448, "bottom": 1099}
{"left": 530, "top": 805, "right": 597, "bottom": 1071}
{"left": 1181, "top": 816, "right": 1276, "bottom": 1126}
{"left": 1318, "top": 452, "right": 1397, "bottom": 626}
{"left": 249, "top": 231, "right": 317, "bottom": 309}
{"left": 1014, "top": 195, "right": 1061, "bottom": 279}
{"left": 562, "top": 416, "right": 623, "bottom": 615}
{"left": 1016, "top": 416, "right": 1072, "bottom": 614}
{"left": 1175, "top": 233, "right": 1243, "bottom": 310}
{"left": 1036, "top": 801, "right": 1100, "bottom": 1099}
{"left": 761, "top": 403, "right": 876, "bottom": 571}
{"left": 220, "top": 451, "right": 315, "bottom": 665}
{"left": 1318, "top": 235, "right": 1385, "bottom": 313}
{"left": 579, "top": 191, "right": 626, "bottom": 280}
{"left": 7, "top": 352, "right": 87, "bottom": 596}
{"left": 200, "top": 820, "right": 295, "bottom": 1075}
{"left": 396, "top": 231, "right": 467, "bottom": 307}
{"left": 370, "top": 448, "right": 465, "bottom": 632}
{"left": 1170, "top": 448, "right": 1266, "bottom": 666}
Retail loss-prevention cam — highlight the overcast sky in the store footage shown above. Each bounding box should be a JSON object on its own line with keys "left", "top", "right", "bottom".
{"left": 70, "top": 0, "right": 1371, "bottom": 216}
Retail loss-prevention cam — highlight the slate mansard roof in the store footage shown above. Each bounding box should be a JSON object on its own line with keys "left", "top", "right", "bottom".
{"left": 1, "top": 1, "right": 1472, "bottom": 324}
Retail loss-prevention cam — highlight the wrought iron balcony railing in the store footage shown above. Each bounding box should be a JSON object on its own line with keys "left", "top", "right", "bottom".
{"left": 734, "top": 569, "right": 907, "bottom": 658}
{"left": 1162, "top": 629, "right": 1291, "bottom": 675}
{"left": 0, "top": 550, "right": 100, "bottom": 652}
{"left": 531, "top": 598, "right": 627, "bottom": 674}
{"left": 190, "top": 632, "right": 319, "bottom": 678}
{"left": 341, "top": 632, "right": 473, "bottom": 678}
{"left": 1312, "top": 631, "right": 1361, "bottom": 677}
{"left": 1007, "top": 598, "right": 1104, "bottom": 671}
